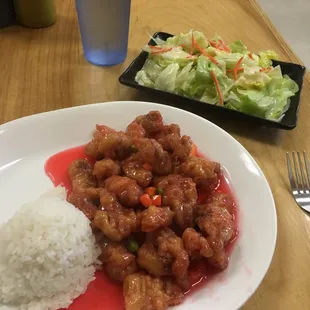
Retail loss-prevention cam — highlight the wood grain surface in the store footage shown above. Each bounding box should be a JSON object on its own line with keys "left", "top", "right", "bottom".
{"left": 0, "top": 0, "right": 309, "bottom": 309}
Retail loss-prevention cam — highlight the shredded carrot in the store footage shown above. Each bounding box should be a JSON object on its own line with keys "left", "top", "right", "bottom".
{"left": 209, "top": 40, "right": 222, "bottom": 51}
{"left": 195, "top": 42, "right": 219, "bottom": 64}
{"left": 190, "top": 32, "right": 195, "bottom": 55}
{"left": 151, "top": 47, "right": 173, "bottom": 55}
{"left": 210, "top": 70, "right": 223, "bottom": 106}
{"left": 219, "top": 39, "right": 231, "bottom": 53}
{"left": 186, "top": 55, "right": 197, "bottom": 59}
{"left": 205, "top": 53, "right": 219, "bottom": 65}
{"left": 149, "top": 45, "right": 162, "bottom": 50}
{"left": 248, "top": 52, "right": 254, "bottom": 60}
{"left": 260, "top": 67, "right": 272, "bottom": 73}
{"left": 208, "top": 40, "right": 230, "bottom": 52}
{"left": 208, "top": 40, "right": 218, "bottom": 48}
{"left": 194, "top": 43, "right": 204, "bottom": 54}
{"left": 233, "top": 56, "right": 244, "bottom": 80}
{"left": 227, "top": 67, "right": 244, "bottom": 73}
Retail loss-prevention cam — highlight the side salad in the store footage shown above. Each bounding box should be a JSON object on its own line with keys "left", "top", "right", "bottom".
{"left": 135, "top": 30, "right": 299, "bottom": 121}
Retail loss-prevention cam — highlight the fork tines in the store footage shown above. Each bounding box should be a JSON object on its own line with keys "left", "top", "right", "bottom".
{"left": 286, "top": 151, "right": 310, "bottom": 193}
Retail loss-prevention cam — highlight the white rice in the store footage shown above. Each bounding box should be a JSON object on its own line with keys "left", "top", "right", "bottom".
{"left": 0, "top": 187, "right": 101, "bottom": 310}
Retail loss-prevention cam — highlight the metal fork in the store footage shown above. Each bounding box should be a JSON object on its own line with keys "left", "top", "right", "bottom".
{"left": 286, "top": 151, "right": 310, "bottom": 213}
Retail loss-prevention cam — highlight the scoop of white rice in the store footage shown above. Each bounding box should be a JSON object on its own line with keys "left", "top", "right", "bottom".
{"left": 0, "top": 187, "right": 101, "bottom": 310}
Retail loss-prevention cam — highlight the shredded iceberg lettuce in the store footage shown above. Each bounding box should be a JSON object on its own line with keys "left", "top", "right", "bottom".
{"left": 135, "top": 30, "right": 299, "bottom": 121}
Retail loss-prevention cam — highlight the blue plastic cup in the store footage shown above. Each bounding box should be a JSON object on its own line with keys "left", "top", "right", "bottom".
{"left": 75, "top": 0, "right": 131, "bottom": 66}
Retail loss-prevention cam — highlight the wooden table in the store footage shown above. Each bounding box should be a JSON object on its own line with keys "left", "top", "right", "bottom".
{"left": 0, "top": 0, "right": 309, "bottom": 309}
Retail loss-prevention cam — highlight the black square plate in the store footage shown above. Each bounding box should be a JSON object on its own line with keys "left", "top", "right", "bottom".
{"left": 119, "top": 32, "right": 306, "bottom": 130}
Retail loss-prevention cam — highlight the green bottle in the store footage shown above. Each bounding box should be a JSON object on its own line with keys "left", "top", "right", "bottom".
{"left": 13, "top": 0, "right": 56, "bottom": 28}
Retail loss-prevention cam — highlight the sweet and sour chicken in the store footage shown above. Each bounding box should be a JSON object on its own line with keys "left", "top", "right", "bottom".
{"left": 67, "top": 111, "right": 237, "bottom": 310}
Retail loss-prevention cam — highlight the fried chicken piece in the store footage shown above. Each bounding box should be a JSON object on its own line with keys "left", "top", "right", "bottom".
{"left": 85, "top": 124, "right": 133, "bottom": 160}
{"left": 99, "top": 239, "right": 138, "bottom": 282}
{"left": 94, "top": 190, "right": 140, "bottom": 241}
{"left": 207, "top": 249, "right": 229, "bottom": 270}
{"left": 196, "top": 204, "right": 235, "bottom": 270}
{"left": 164, "top": 124, "right": 181, "bottom": 135}
{"left": 154, "top": 124, "right": 192, "bottom": 161}
{"left": 164, "top": 280, "right": 184, "bottom": 305}
{"left": 85, "top": 125, "right": 114, "bottom": 159}
{"left": 94, "top": 209, "right": 139, "bottom": 242}
{"left": 93, "top": 159, "right": 121, "bottom": 181}
{"left": 68, "top": 193, "right": 98, "bottom": 222}
{"left": 197, "top": 192, "right": 235, "bottom": 215}
{"left": 126, "top": 121, "right": 147, "bottom": 139}
{"left": 99, "top": 188, "right": 123, "bottom": 211}
{"left": 137, "top": 243, "right": 171, "bottom": 277}
{"left": 182, "top": 228, "right": 213, "bottom": 259}
{"left": 123, "top": 272, "right": 183, "bottom": 310}
{"left": 135, "top": 138, "right": 172, "bottom": 175}
{"left": 122, "top": 156, "right": 153, "bottom": 187}
{"left": 140, "top": 206, "right": 174, "bottom": 232}
{"left": 132, "top": 111, "right": 164, "bottom": 135}
{"left": 156, "top": 228, "right": 190, "bottom": 291}
{"left": 179, "top": 156, "right": 221, "bottom": 191}
{"left": 68, "top": 159, "right": 100, "bottom": 201}
{"left": 104, "top": 175, "right": 143, "bottom": 208}
{"left": 166, "top": 135, "right": 193, "bottom": 161}
{"left": 155, "top": 124, "right": 181, "bottom": 150}
{"left": 155, "top": 175, "right": 198, "bottom": 229}
{"left": 98, "top": 131, "right": 132, "bottom": 160}
{"left": 138, "top": 229, "right": 191, "bottom": 287}
{"left": 197, "top": 206, "right": 235, "bottom": 250}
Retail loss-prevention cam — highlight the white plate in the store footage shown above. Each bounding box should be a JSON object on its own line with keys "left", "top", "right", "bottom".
{"left": 0, "top": 101, "right": 277, "bottom": 310}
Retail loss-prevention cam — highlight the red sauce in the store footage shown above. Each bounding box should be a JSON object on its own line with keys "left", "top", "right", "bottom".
{"left": 45, "top": 145, "right": 94, "bottom": 197}
{"left": 45, "top": 145, "right": 238, "bottom": 310}
{"left": 66, "top": 271, "right": 124, "bottom": 310}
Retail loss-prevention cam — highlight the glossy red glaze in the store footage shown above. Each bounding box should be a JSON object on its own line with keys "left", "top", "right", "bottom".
{"left": 45, "top": 145, "right": 238, "bottom": 310}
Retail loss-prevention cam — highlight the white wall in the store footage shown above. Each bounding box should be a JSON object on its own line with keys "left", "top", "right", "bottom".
{"left": 258, "top": 0, "right": 310, "bottom": 68}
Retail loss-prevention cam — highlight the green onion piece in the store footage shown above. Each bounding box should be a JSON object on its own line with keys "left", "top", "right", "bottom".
{"left": 127, "top": 238, "right": 139, "bottom": 253}
{"left": 156, "top": 187, "right": 164, "bottom": 195}
{"left": 130, "top": 145, "right": 138, "bottom": 153}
